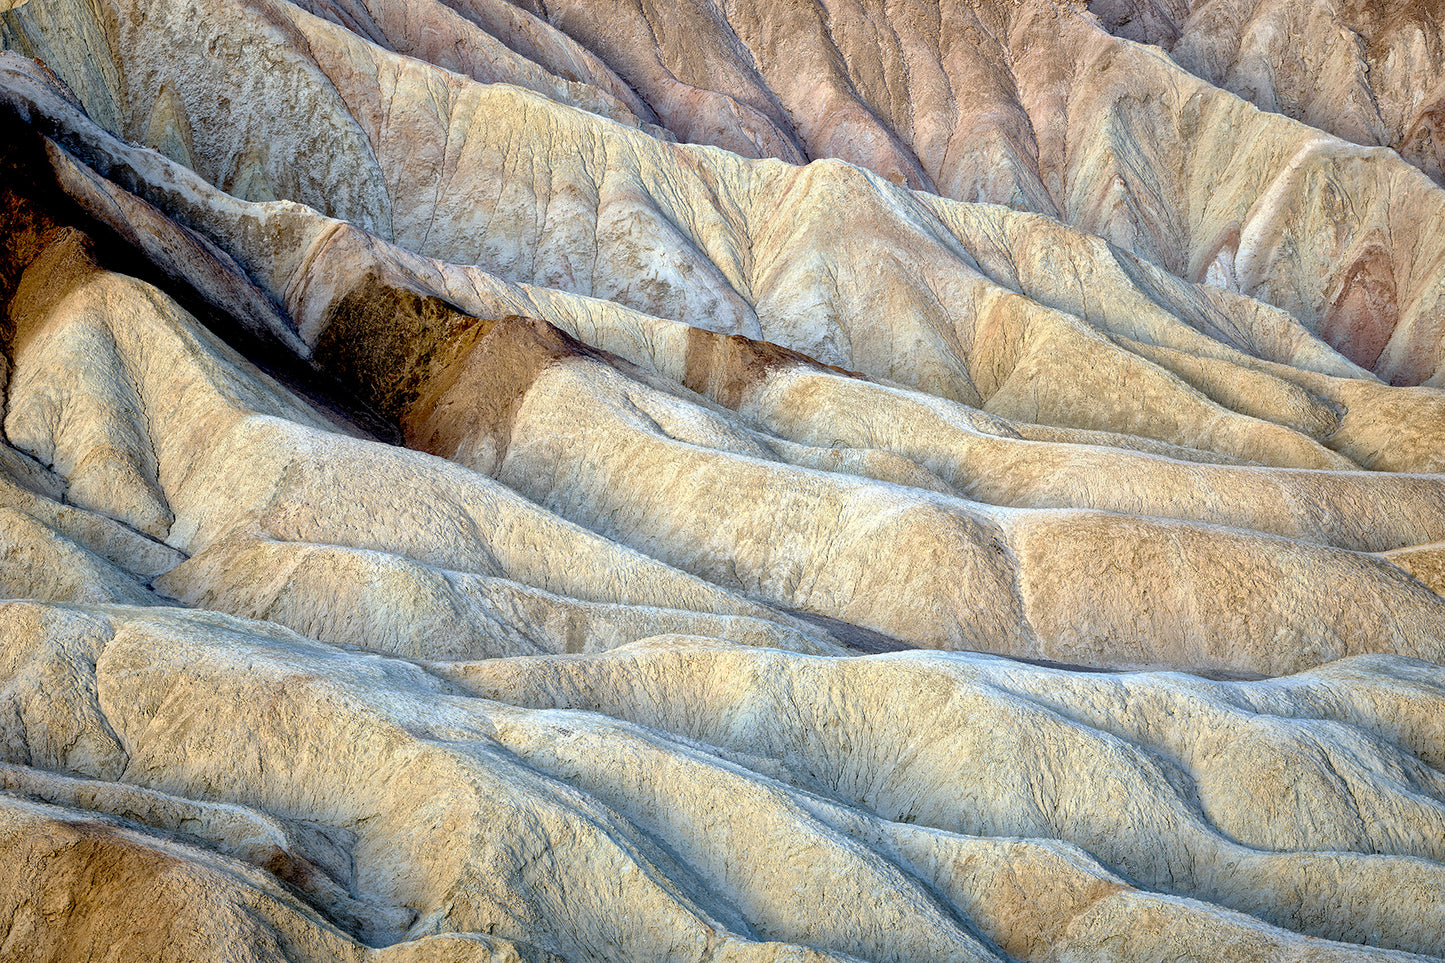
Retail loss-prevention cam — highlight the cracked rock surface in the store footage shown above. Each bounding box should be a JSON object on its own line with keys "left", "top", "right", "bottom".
{"left": 1, "top": 0, "right": 1444, "bottom": 959}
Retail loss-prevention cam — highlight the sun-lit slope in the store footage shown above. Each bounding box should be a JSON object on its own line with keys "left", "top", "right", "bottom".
{"left": 1, "top": 601, "right": 1443, "bottom": 962}
{"left": 442, "top": 640, "right": 1445, "bottom": 955}
{"left": 1093, "top": 0, "right": 1445, "bottom": 184}
{"left": 5, "top": 53, "right": 1445, "bottom": 673}
{"left": 9, "top": 0, "right": 1445, "bottom": 389}
{"left": 14, "top": 42, "right": 1445, "bottom": 480}
{"left": 1, "top": 0, "right": 1445, "bottom": 960}
{"left": 6, "top": 124, "right": 1445, "bottom": 675}
{"left": 0, "top": 232, "right": 839, "bottom": 658}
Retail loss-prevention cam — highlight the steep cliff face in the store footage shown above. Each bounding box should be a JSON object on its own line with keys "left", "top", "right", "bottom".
{"left": 0, "top": 1, "right": 1444, "bottom": 960}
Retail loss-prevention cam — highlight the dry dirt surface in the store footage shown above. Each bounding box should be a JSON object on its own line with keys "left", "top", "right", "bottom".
{"left": 1, "top": 0, "right": 1445, "bottom": 959}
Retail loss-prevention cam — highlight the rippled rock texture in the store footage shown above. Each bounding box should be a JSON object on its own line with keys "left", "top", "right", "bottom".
{"left": 1, "top": 0, "right": 1445, "bottom": 959}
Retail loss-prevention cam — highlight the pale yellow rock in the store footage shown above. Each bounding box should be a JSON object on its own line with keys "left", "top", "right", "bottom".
{"left": 11, "top": 0, "right": 1432, "bottom": 386}
{"left": 0, "top": 601, "right": 1436, "bottom": 961}
{"left": 4, "top": 81, "right": 1445, "bottom": 670}
{"left": 1096, "top": 0, "right": 1445, "bottom": 184}
{"left": 0, "top": 1, "right": 1443, "bottom": 959}
{"left": 154, "top": 533, "right": 845, "bottom": 659}
{"left": 0, "top": 506, "right": 159, "bottom": 605}
{"left": 1380, "top": 542, "right": 1445, "bottom": 598}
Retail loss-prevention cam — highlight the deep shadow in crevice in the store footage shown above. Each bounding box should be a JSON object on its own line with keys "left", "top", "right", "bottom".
{"left": 0, "top": 108, "right": 400, "bottom": 445}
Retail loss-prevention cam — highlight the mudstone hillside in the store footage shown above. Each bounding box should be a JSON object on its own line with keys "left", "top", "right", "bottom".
{"left": 2, "top": 0, "right": 1445, "bottom": 960}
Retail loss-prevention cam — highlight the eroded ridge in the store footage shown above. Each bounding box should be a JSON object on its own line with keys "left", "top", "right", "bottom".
{"left": 0, "top": 1, "right": 1442, "bottom": 959}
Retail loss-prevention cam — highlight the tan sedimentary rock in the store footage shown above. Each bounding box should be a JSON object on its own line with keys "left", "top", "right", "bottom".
{"left": 12, "top": 0, "right": 1445, "bottom": 389}
{"left": 0, "top": 0, "right": 1443, "bottom": 959}
{"left": 1384, "top": 542, "right": 1445, "bottom": 597}
{"left": 7, "top": 212, "right": 1443, "bottom": 671}
{"left": 0, "top": 601, "right": 1439, "bottom": 961}
{"left": 1094, "top": 0, "right": 1445, "bottom": 184}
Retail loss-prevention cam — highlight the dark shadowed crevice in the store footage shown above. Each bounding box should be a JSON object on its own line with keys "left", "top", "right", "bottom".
{"left": 0, "top": 108, "right": 399, "bottom": 444}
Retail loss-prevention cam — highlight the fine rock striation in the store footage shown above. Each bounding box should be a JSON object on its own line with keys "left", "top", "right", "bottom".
{"left": 0, "top": 0, "right": 1443, "bottom": 960}
{"left": 1092, "top": 0, "right": 1445, "bottom": 183}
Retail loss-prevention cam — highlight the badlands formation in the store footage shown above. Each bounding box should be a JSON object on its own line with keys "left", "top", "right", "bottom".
{"left": 0, "top": 0, "right": 1445, "bottom": 958}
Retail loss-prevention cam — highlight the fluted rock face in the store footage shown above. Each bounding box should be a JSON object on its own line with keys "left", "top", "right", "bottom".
{"left": 1093, "top": 0, "right": 1445, "bottom": 181}
{"left": 0, "top": 0, "right": 1444, "bottom": 959}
